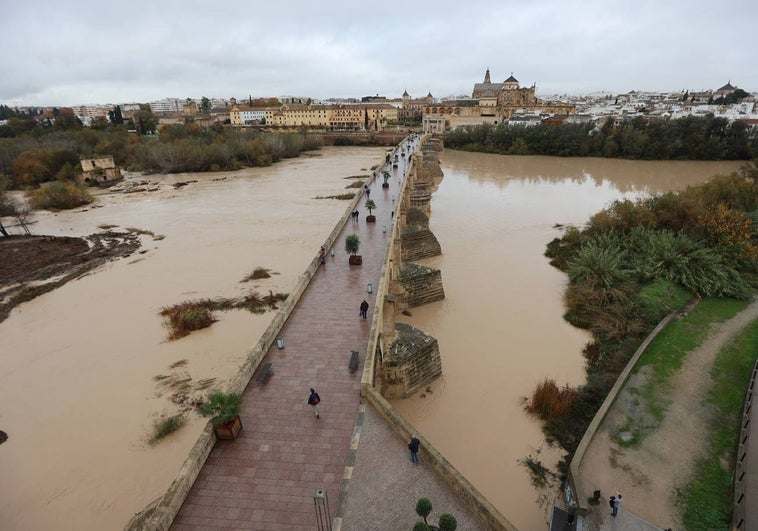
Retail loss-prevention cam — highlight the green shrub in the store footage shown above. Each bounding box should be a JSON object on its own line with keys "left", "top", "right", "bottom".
{"left": 438, "top": 513, "right": 457, "bottom": 531}
{"left": 198, "top": 391, "right": 242, "bottom": 425}
{"left": 149, "top": 414, "right": 186, "bottom": 444}
{"left": 345, "top": 234, "right": 360, "bottom": 255}
{"left": 415, "top": 498, "right": 432, "bottom": 524}
{"left": 28, "top": 181, "right": 92, "bottom": 210}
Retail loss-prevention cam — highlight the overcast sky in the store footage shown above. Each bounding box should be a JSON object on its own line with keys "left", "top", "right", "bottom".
{"left": 2, "top": 0, "right": 757, "bottom": 107}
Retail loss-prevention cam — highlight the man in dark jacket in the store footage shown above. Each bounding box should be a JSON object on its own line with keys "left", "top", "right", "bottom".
{"left": 408, "top": 436, "right": 420, "bottom": 463}
{"left": 359, "top": 299, "right": 369, "bottom": 319}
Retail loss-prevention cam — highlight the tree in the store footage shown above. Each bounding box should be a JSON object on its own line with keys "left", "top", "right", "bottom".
{"left": 200, "top": 97, "right": 212, "bottom": 113}
{"left": 108, "top": 105, "right": 124, "bottom": 125}
{"left": 345, "top": 233, "right": 360, "bottom": 256}
{"left": 438, "top": 513, "right": 457, "bottom": 531}
{"left": 415, "top": 498, "right": 432, "bottom": 525}
{"left": 365, "top": 199, "right": 376, "bottom": 216}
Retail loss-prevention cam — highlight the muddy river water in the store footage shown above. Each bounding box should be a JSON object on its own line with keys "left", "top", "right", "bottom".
{"left": 390, "top": 151, "right": 744, "bottom": 530}
{"left": 0, "top": 145, "right": 743, "bottom": 530}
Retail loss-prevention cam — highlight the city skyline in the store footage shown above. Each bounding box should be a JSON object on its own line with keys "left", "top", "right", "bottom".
{"left": 2, "top": 0, "right": 757, "bottom": 107}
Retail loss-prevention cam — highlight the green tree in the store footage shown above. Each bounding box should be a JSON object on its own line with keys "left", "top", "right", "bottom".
{"left": 415, "top": 498, "right": 432, "bottom": 525}
{"left": 200, "top": 97, "right": 212, "bottom": 113}
{"left": 438, "top": 513, "right": 457, "bottom": 531}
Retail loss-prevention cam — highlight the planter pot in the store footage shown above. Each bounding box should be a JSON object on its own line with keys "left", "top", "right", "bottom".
{"left": 349, "top": 255, "right": 363, "bottom": 265}
{"left": 214, "top": 415, "right": 242, "bottom": 440}
{"left": 366, "top": 215, "right": 376, "bottom": 223}
{"left": 382, "top": 183, "right": 389, "bottom": 188}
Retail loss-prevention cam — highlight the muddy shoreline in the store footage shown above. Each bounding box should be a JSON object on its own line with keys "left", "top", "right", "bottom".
{"left": 0, "top": 233, "right": 142, "bottom": 324}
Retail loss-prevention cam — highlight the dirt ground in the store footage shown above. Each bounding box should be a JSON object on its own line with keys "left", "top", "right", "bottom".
{"left": 0, "top": 232, "right": 142, "bottom": 323}
{"left": 578, "top": 298, "right": 758, "bottom": 530}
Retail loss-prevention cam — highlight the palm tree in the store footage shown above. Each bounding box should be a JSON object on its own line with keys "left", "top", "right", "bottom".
{"left": 345, "top": 234, "right": 362, "bottom": 265}
{"left": 365, "top": 199, "right": 377, "bottom": 222}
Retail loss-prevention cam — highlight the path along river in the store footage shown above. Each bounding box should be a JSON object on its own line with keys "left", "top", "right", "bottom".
{"left": 0, "top": 145, "right": 743, "bottom": 530}
{"left": 390, "top": 150, "right": 745, "bottom": 531}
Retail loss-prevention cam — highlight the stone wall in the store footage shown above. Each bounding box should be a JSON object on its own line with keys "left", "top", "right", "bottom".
{"left": 380, "top": 323, "right": 442, "bottom": 398}
{"left": 400, "top": 225, "right": 442, "bottom": 262}
{"left": 398, "top": 263, "right": 445, "bottom": 309}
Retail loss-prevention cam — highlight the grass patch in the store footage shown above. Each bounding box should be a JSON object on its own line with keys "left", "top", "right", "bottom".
{"left": 160, "top": 291, "right": 288, "bottom": 340}
{"left": 680, "top": 315, "right": 758, "bottom": 530}
{"left": 148, "top": 413, "right": 186, "bottom": 445}
{"left": 345, "top": 181, "right": 364, "bottom": 189}
{"left": 98, "top": 223, "right": 118, "bottom": 230}
{"left": 344, "top": 174, "right": 369, "bottom": 179}
{"left": 526, "top": 378, "right": 576, "bottom": 420}
{"left": 616, "top": 298, "right": 750, "bottom": 445}
{"left": 314, "top": 193, "right": 355, "bottom": 200}
{"left": 241, "top": 267, "right": 271, "bottom": 282}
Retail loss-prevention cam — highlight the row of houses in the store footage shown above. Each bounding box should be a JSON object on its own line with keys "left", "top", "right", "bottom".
{"left": 229, "top": 101, "right": 401, "bottom": 130}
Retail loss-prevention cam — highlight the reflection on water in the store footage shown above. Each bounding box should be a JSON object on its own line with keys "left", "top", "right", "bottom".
{"left": 390, "top": 151, "right": 743, "bottom": 530}
{"left": 0, "top": 147, "right": 385, "bottom": 530}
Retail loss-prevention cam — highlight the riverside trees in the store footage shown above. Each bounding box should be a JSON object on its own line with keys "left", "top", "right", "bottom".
{"left": 444, "top": 115, "right": 758, "bottom": 161}
{"left": 0, "top": 122, "right": 324, "bottom": 189}
{"left": 528, "top": 166, "right": 758, "bottom": 456}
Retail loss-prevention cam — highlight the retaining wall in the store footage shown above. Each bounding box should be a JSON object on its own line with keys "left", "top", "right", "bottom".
{"left": 567, "top": 308, "right": 682, "bottom": 514}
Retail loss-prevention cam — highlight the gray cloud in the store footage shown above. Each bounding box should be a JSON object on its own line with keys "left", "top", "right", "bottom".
{"left": 2, "top": 0, "right": 757, "bottom": 106}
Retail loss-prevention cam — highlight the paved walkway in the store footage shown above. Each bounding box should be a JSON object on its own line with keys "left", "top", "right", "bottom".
{"left": 172, "top": 138, "right": 486, "bottom": 530}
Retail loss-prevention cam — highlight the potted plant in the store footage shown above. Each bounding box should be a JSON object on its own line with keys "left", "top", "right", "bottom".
{"left": 365, "top": 199, "right": 377, "bottom": 222}
{"left": 199, "top": 390, "right": 243, "bottom": 440}
{"left": 382, "top": 170, "right": 391, "bottom": 188}
{"left": 345, "top": 233, "right": 362, "bottom": 265}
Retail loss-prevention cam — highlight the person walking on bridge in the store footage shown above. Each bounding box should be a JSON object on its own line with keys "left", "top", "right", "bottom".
{"left": 307, "top": 388, "right": 321, "bottom": 419}
{"left": 359, "top": 299, "right": 369, "bottom": 320}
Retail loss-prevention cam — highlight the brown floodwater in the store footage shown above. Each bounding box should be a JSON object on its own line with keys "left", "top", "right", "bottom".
{"left": 390, "top": 151, "right": 745, "bottom": 530}
{"left": 0, "top": 147, "right": 386, "bottom": 530}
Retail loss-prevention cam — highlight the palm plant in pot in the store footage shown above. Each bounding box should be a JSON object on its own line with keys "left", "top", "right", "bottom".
{"left": 345, "top": 233, "right": 362, "bottom": 265}
{"left": 199, "top": 390, "right": 243, "bottom": 440}
{"left": 382, "top": 170, "right": 391, "bottom": 188}
{"left": 365, "top": 199, "right": 377, "bottom": 222}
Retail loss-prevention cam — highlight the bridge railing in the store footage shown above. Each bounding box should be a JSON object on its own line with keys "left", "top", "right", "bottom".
{"left": 733, "top": 358, "right": 758, "bottom": 530}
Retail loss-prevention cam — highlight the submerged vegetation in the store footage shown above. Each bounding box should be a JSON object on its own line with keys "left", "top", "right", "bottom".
{"left": 528, "top": 167, "right": 758, "bottom": 459}
{"left": 444, "top": 115, "right": 758, "bottom": 160}
{"left": 148, "top": 413, "right": 186, "bottom": 445}
{"left": 160, "top": 291, "right": 288, "bottom": 340}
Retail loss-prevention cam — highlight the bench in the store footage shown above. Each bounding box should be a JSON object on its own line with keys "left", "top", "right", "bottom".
{"left": 348, "top": 351, "right": 359, "bottom": 372}
{"left": 256, "top": 362, "right": 273, "bottom": 383}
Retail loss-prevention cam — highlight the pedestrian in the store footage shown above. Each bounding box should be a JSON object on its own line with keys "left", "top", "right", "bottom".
{"left": 307, "top": 388, "right": 321, "bottom": 418}
{"left": 613, "top": 493, "right": 622, "bottom": 517}
{"left": 359, "top": 299, "right": 369, "bottom": 320}
{"left": 609, "top": 495, "right": 616, "bottom": 516}
{"left": 319, "top": 246, "right": 326, "bottom": 265}
{"left": 408, "top": 435, "right": 420, "bottom": 463}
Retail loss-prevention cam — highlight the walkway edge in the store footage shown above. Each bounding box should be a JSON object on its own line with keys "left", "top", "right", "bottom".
{"left": 363, "top": 388, "right": 518, "bottom": 531}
